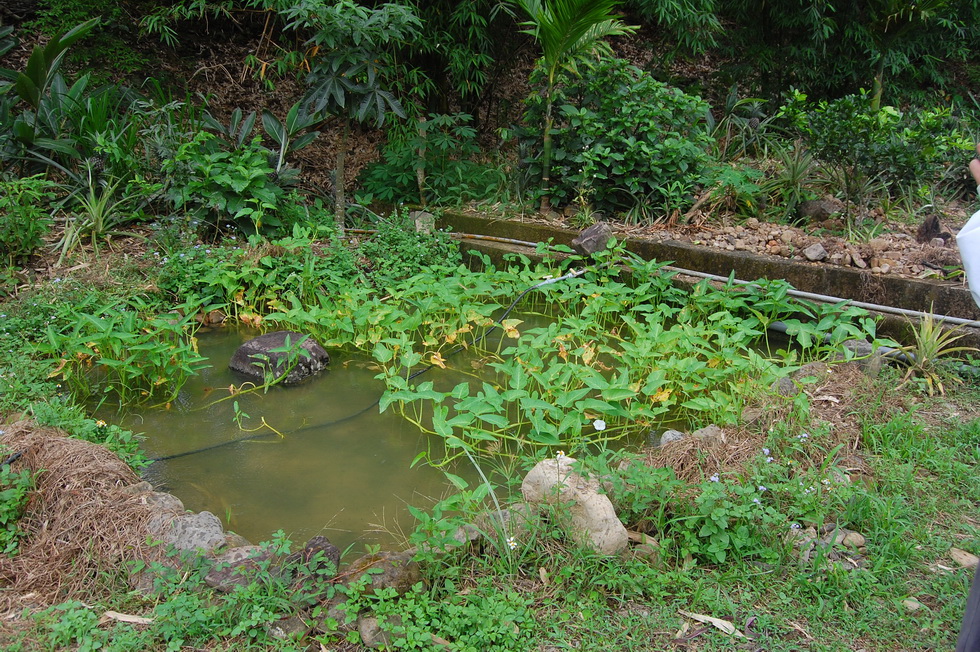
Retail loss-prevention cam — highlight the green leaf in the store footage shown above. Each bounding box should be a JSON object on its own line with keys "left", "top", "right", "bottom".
{"left": 601, "top": 387, "right": 636, "bottom": 401}
{"left": 527, "top": 430, "right": 561, "bottom": 445}
{"left": 262, "top": 110, "right": 286, "bottom": 147}
{"left": 443, "top": 472, "right": 469, "bottom": 491}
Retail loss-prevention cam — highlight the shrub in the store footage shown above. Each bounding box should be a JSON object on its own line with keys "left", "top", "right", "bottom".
{"left": 358, "top": 209, "right": 461, "bottom": 286}
{"left": 161, "top": 132, "right": 284, "bottom": 234}
{"left": 0, "top": 175, "right": 57, "bottom": 266}
{"left": 359, "top": 112, "right": 506, "bottom": 206}
{"left": 520, "top": 57, "right": 714, "bottom": 217}
{"left": 779, "top": 90, "right": 972, "bottom": 195}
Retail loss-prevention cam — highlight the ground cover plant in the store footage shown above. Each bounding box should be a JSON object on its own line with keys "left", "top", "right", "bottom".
{"left": 2, "top": 2, "right": 980, "bottom": 649}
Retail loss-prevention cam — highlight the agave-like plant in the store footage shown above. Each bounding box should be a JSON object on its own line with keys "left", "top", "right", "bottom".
{"left": 515, "top": 0, "right": 635, "bottom": 212}
{"left": 898, "top": 310, "right": 978, "bottom": 396}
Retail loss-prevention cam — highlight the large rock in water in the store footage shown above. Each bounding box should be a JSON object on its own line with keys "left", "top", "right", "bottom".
{"left": 229, "top": 331, "right": 330, "bottom": 385}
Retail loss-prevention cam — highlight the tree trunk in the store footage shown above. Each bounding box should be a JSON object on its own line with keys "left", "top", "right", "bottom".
{"left": 540, "top": 87, "right": 554, "bottom": 213}
{"left": 335, "top": 119, "right": 349, "bottom": 237}
{"left": 871, "top": 57, "right": 885, "bottom": 112}
{"left": 415, "top": 115, "right": 427, "bottom": 207}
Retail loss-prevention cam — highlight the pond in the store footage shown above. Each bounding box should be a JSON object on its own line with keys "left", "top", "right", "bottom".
{"left": 118, "top": 327, "right": 483, "bottom": 553}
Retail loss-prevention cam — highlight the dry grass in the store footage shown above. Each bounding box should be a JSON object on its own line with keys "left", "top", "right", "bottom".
{"left": 0, "top": 421, "right": 167, "bottom": 611}
{"left": 641, "top": 362, "right": 883, "bottom": 484}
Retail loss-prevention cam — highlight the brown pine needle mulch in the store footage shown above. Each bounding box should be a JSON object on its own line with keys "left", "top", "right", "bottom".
{"left": 0, "top": 421, "right": 167, "bottom": 611}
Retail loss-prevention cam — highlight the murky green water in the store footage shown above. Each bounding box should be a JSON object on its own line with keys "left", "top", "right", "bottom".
{"left": 117, "top": 317, "right": 789, "bottom": 554}
{"left": 124, "top": 328, "right": 472, "bottom": 553}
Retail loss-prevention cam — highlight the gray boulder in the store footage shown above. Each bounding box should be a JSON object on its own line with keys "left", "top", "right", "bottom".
{"left": 229, "top": 331, "right": 330, "bottom": 385}
{"left": 522, "top": 456, "right": 628, "bottom": 555}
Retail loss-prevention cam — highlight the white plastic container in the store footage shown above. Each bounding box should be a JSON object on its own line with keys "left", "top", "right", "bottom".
{"left": 957, "top": 209, "right": 980, "bottom": 309}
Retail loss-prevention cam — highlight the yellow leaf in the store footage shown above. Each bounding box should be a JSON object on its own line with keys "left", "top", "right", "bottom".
{"left": 581, "top": 344, "right": 595, "bottom": 366}
{"left": 48, "top": 358, "right": 68, "bottom": 378}
{"left": 557, "top": 342, "right": 568, "bottom": 361}
{"left": 501, "top": 318, "right": 522, "bottom": 339}
{"left": 430, "top": 352, "right": 446, "bottom": 369}
{"left": 651, "top": 388, "right": 672, "bottom": 403}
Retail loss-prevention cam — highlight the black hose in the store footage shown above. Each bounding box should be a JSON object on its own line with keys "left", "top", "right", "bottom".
{"left": 147, "top": 268, "right": 587, "bottom": 463}
{"left": 1, "top": 451, "right": 23, "bottom": 466}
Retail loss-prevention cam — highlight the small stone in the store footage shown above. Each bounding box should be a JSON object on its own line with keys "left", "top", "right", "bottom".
{"left": 746, "top": 218, "right": 759, "bottom": 228}
{"left": 803, "top": 243, "right": 828, "bottom": 261}
{"left": 283, "top": 535, "right": 341, "bottom": 581}
{"left": 950, "top": 547, "right": 980, "bottom": 569}
{"left": 842, "top": 531, "right": 866, "bottom": 548}
{"left": 903, "top": 598, "right": 925, "bottom": 612}
{"left": 851, "top": 253, "right": 867, "bottom": 269}
{"left": 119, "top": 481, "right": 153, "bottom": 496}
{"left": 410, "top": 210, "right": 435, "bottom": 233}
{"left": 522, "top": 457, "right": 629, "bottom": 554}
{"left": 229, "top": 331, "right": 330, "bottom": 385}
{"left": 358, "top": 616, "right": 391, "bottom": 649}
{"left": 879, "top": 263, "right": 891, "bottom": 274}
{"left": 691, "top": 424, "right": 725, "bottom": 444}
{"left": 773, "top": 376, "right": 797, "bottom": 397}
{"left": 656, "top": 429, "right": 686, "bottom": 446}
{"left": 780, "top": 231, "right": 795, "bottom": 245}
{"left": 267, "top": 615, "right": 308, "bottom": 641}
{"left": 348, "top": 550, "right": 421, "bottom": 595}
{"left": 931, "top": 237, "right": 946, "bottom": 248}
{"left": 205, "top": 546, "right": 273, "bottom": 592}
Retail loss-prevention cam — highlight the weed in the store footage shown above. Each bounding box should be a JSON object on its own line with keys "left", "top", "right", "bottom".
{"left": 899, "top": 311, "right": 980, "bottom": 396}
{"left": 0, "top": 445, "right": 33, "bottom": 554}
{"left": 0, "top": 175, "right": 57, "bottom": 266}
{"left": 56, "top": 161, "right": 149, "bottom": 262}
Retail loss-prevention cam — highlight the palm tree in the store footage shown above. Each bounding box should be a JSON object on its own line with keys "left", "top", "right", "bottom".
{"left": 516, "top": 0, "right": 635, "bottom": 212}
